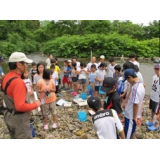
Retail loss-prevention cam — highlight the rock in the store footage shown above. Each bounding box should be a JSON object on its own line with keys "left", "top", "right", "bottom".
{"left": 37, "top": 131, "right": 47, "bottom": 138}
{"left": 46, "top": 134, "right": 55, "bottom": 139}
{"left": 75, "top": 130, "right": 84, "bottom": 136}
{"left": 136, "top": 133, "right": 143, "bottom": 139}
{"left": 37, "top": 123, "right": 44, "bottom": 129}
{"left": 79, "top": 134, "right": 88, "bottom": 139}
{"left": 68, "top": 124, "right": 75, "bottom": 131}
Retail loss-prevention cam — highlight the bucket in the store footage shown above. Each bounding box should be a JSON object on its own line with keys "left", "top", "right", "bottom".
{"left": 89, "top": 90, "right": 93, "bottom": 96}
{"left": 87, "top": 85, "right": 91, "bottom": 91}
{"left": 80, "top": 92, "right": 87, "bottom": 100}
{"left": 78, "top": 111, "right": 87, "bottom": 122}
{"left": 99, "top": 86, "right": 106, "bottom": 95}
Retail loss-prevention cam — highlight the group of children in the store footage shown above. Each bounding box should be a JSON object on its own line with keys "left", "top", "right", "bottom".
{"left": 20, "top": 53, "right": 159, "bottom": 138}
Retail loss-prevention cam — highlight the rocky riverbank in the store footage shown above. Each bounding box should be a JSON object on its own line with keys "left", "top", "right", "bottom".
{"left": 0, "top": 92, "right": 159, "bottom": 139}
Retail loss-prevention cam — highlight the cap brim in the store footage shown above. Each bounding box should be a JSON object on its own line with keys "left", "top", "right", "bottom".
{"left": 24, "top": 59, "right": 33, "bottom": 64}
{"left": 100, "top": 86, "right": 112, "bottom": 93}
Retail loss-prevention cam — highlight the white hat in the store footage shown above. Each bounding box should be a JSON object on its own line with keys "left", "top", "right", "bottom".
{"left": 9, "top": 52, "right": 33, "bottom": 63}
{"left": 100, "top": 55, "right": 105, "bottom": 59}
{"left": 68, "top": 60, "right": 72, "bottom": 63}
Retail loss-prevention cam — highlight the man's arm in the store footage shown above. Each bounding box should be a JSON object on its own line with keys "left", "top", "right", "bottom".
{"left": 133, "top": 103, "right": 139, "bottom": 124}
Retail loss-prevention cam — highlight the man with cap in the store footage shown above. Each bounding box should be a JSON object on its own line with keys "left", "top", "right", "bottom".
{"left": 122, "top": 69, "right": 145, "bottom": 139}
{"left": 97, "top": 55, "right": 106, "bottom": 67}
{"left": 101, "top": 77, "right": 123, "bottom": 118}
{"left": 87, "top": 96, "right": 125, "bottom": 139}
{"left": 1, "top": 52, "right": 41, "bottom": 139}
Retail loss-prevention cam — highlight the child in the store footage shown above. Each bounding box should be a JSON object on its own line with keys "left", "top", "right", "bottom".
{"left": 113, "top": 65, "right": 121, "bottom": 81}
{"left": 67, "top": 60, "right": 72, "bottom": 90}
{"left": 70, "top": 62, "right": 79, "bottom": 94}
{"left": 146, "top": 64, "right": 159, "bottom": 131}
{"left": 122, "top": 69, "right": 145, "bottom": 139}
{"left": 87, "top": 96, "right": 125, "bottom": 139}
{"left": 37, "top": 69, "right": 57, "bottom": 130}
{"left": 30, "top": 62, "right": 37, "bottom": 84}
{"left": 129, "top": 53, "right": 140, "bottom": 68}
{"left": 94, "top": 62, "right": 107, "bottom": 97}
{"left": 77, "top": 62, "right": 88, "bottom": 93}
{"left": 88, "top": 64, "right": 97, "bottom": 94}
{"left": 108, "top": 58, "right": 117, "bottom": 78}
{"left": 50, "top": 64, "right": 59, "bottom": 94}
{"left": 62, "top": 60, "right": 70, "bottom": 89}
{"left": 21, "top": 71, "right": 36, "bottom": 124}
{"left": 101, "top": 77, "right": 123, "bottom": 118}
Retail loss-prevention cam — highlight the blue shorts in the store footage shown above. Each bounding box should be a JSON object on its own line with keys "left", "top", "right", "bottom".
{"left": 124, "top": 117, "right": 137, "bottom": 139}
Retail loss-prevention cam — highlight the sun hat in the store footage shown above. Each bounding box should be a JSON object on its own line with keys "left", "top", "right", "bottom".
{"left": 9, "top": 52, "right": 33, "bottom": 63}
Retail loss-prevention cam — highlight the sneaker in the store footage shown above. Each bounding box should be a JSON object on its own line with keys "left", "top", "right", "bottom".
{"left": 148, "top": 125, "right": 159, "bottom": 131}
{"left": 52, "top": 123, "right": 57, "bottom": 129}
{"left": 145, "top": 121, "right": 155, "bottom": 126}
{"left": 30, "top": 118, "right": 36, "bottom": 125}
{"left": 44, "top": 124, "right": 48, "bottom": 130}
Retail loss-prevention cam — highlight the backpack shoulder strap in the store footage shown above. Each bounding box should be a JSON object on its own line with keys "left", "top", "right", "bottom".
{"left": 1, "top": 77, "right": 18, "bottom": 95}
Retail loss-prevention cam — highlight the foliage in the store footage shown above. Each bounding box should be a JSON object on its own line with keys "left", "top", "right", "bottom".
{"left": 0, "top": 20, "right": 159, "bottom": 58}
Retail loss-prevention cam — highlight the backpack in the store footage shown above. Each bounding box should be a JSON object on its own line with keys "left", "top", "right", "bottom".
{"left": 116, "top": 79, "right": 124, "bottom": 95}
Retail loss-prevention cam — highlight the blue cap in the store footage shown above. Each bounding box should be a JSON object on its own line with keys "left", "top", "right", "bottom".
{"left": 122, "top": 69, "right": 137, "bottom": 82}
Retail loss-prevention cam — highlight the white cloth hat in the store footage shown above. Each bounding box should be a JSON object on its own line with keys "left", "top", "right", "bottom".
{"left": 100, "top": 55, "right": 105, "bottom": 59}
{"left": 9, "top": 52, "right": 33, "bottom": 63}
{"left": 68, "top": 60, "right": 72, "bottom": 63}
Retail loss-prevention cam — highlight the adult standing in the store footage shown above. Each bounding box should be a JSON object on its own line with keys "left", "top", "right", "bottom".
{"left": 97, "top": 55, "right": 106, "bottom": 67}
{"left": 86, "top": 56, "right": 98, "bottom": 72}
{"left": 1, "top": 52, "right": 41, "bottom": 139}
{"left": 129, "top": 53, "right": 140, "bottom": 68}
{"left": 72, "top": 56, "right": 80, "bottom": 69}
{"left": 46, "top": 54, "right": 53, "bottom": 69}
{"left": 108, "top": 58, "right": 117, "bottom": 78}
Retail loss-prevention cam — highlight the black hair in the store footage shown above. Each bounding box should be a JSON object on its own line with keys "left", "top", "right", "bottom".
{"left": 32, "top": 62, "right": 37, "bottom": 66}
{"left": 80, "top": 62, "right": 86, "bottom": 67}
{"left": 8, "top": 62, "right": 17, "bottom": 70}
{"left": 51, "top": 59, "right": 56, "bottom": 64}
{"left": 72, "top": 62, "right": 77, "bottom": 69}
{"left": 55, "top": 57, "right": 58, "bottom": 61}
{"left": 114, "top": 65, "right": 121, "bottom": 72}
{"left": 64, "top": 60, "right": 68, "bottom": 63}
{"left": 134, "top": 65, "right": 139, "bottom": 72}
{"left": 8, "top": 61, "right": 25, "bottom": 70}
{"left": 91, "top": 64, "right": 96, "bottom": 68}
{"left": 43, "top": 69, "right": 53, "bottom": 80}
{"left": 129, "top": 53, "right": 136, "bottom": 58}
{"left": 109, "top": 57, "right": 114, "bottom": 62}
{"left": 123, "top": 61, "right": 135, "bottom": 71}
{"left": 72, "top": 56, "right": 77, "bottom": 61}
{"left": 37, "top": 62, "right": 45, "bottom": 75}
{"left": 50, "top": 64, "right": 55, "bottom": 69}
{"left": 99, "top": 62, "right": 107, "bottom": 68}
{"left": 87, "top": 96, "right": 102, "bottom": 112}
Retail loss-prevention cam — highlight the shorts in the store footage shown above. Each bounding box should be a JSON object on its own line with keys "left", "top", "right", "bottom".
{"left": 124, "top": 117, "right": 137, "bottom": 139}
{"left": 95, "top": 86, "right": 100, "bottom": 91}
{"left": 149, "top": 99, "right": 159, "bottom": 113}
{"left": 62, "top": 77, "right": 70, "bottom": 84}
{"left": 78, "top": 79, "right": 87, "bottom": 85}
{"left": 43, "top": 102, "right": 56, "bottom": 117}
{"left": 72, "top": 77, "right": 78, "bottom": 82}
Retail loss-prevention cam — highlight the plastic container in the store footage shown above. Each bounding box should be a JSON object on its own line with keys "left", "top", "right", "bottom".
{"left": 99, "top": 86, "right": 106, "bottom": 95}
{"left": 80, "top": 93, "right": 87, "bottom": 100}
{"left": 89, "top": 90, "right": 93, "bottom": 96}
{"left": 78, "top": 111, "right": 87, "bottom": 122}
{"left": 30, "top": 124, "right": 36, "bottom": 137}
{"left": 87, "top": 85, "right": 91, "bottom": 91}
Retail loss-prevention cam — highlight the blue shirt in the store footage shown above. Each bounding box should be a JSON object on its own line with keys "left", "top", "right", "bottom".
{"left": 0, "top": 66, "right": 4, "bottom": 75}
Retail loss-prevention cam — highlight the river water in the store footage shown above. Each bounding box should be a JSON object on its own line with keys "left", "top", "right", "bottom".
{"left": 2, "top": 54, "right": 155, "bottom": 95}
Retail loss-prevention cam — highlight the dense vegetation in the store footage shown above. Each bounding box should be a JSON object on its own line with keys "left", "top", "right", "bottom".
{"left": 0, "top": 20, "right": 159, "bottom": 58}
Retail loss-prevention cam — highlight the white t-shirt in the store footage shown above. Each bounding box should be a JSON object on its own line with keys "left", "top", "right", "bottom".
{"left": 95, "top": 69, "right": 107, "bottom": 86}
{"left": 52, "top": 72, "right": 59, "bottom": 86}
{"left": 125, "top": 82, "right": 145, "bottom": 119}
{"left": 46, "top": 58, "right": 51, "bottom": 69}
{"left": 77, "top": 68, "right": 88, "bottom": 79}
{"left": 76, "top": 61, "right": 80, "bottom": 69}
{"left": 87, "top": 62, "right": 98, "bottom": 71}
{"left": 108, "top": 63, "right": 117, "bottom": 78}
{"left": 93, "top": 109, "right": 123, "bottom": 139}
{"left": 129, "top": 60, "right": 140, "bottom": 68}
{"left": 136, "top": 72, "right": 144, "bottom": 83}
{"left": 150, "top": 75, "right": 159, "bottom": 102}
